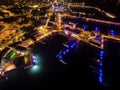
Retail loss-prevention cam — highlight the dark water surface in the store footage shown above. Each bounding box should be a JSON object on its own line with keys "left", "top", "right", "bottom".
{"left": 0, "top": 34, "right": 111, "bottom": 89}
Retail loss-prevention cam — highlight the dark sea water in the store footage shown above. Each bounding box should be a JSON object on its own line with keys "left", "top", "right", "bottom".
{"left": 0, "top": 34, "right": 111, "bottom": 90}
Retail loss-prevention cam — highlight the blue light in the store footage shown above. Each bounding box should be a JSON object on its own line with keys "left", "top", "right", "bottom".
{"left": 72, "top": 44, "right": 75, "bottom": 46}
{"left": 57, "top": 41, "right": 78, "bottom": 61}
{"left": 111, "top": 33, "right": 114, "bottom": 36}
{"left": 99, "top": 76, "right": 103, "bottom": 83}
{"left": 100, "top": 73, "right": 103, "bottom": 77}
{"left": 83, "top": 25, "right": 87, "bottom": 30}
{"left": 70, "top": 45, "right": 74, "bottom": 48}
{"left": 100, "top": 62, "right": 103, "bottom": 66}
{"left": 98, "top": 50, "right": 104, "bottom": 84}
{"left": 32, "top": 60, "right": 36, "bottom": 65}
{"left": 75, "top": 42, "right": 78, "bottom": 45}
{"left": 95, "top": 27, "right": 99, "bottom": 32}
{"left": 110, "top": 30, "right": 114, "bottom": 33}
{"left": 100, "top": 57, "right": 103, "bottom": 60}
{"left": 99, "top": 69, "right": 102, "bottom": 73}
{"left": 63, "top": 51, "right": 66, "bottom": 55}
{"left": 66, "top": 49, "right": 69, "bottom": 53}
{"left": 95, "top": 36, "right": 101, "bottom": 40}
{"left": 110, "top": 29, "right": 115, "bottom": 36}
{"left": 99, "top": 54, "right": 103, "bottom": 57}
{"left": 100, "top": 51, "right": 104, "bottom": 54}
{"left": 58, "top": 55, "right": 62, "bottom": 59}
{"left": 73, "top": 43, "right": 76, "bottom": 46}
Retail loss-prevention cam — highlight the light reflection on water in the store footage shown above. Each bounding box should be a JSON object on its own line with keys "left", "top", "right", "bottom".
{"left": 29, "top": 54, "right": 42, "bottom": 74}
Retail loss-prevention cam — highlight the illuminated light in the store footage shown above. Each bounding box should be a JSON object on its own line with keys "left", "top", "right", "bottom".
{"left": 111, "top": 33, "right": 114, "bottom": 36}
{"left": 100, "top": 57, "right": 103, "bottom": 60}
{"left": 60, "top": 59, "right": 67, "bottom": 65}
{"left": 97, "top": 59, "right": 100, "bottom": 63}
{"left": 32, "top": 56, "right": 36, "bottom": 59}
{"left": 52, "top": 5, "right": 54, "bottom": 8}
{"left": 95, "top": 36, "right": 101, "bottom": 40}
{"left": 63, "top": 51, "right": 66, "bottom": 55}
{"left": 70, "top": 45, "right": 74, "bottom": 48}
{"left": 99, "top": 73, "right": 103, "bottom": 77}
{"left": 14, "top": 66, "right": 16, "bottom": 69}
{"left": 33, "top": 55, "right": 41, "bottom": 64}
{"left": 105, "top": 12, "right": 116, "bottom": 18}
{"left": 29, "top": 55, "right": 42, "bottom": 74}
{"left": 73, "top": 24, "right": 76, "bottom": 28}
{"left": 58, "top": 55, "right": 62, "bottom": 59}
{"left": 66, "top": 49, "right": 69, "bottom": 53}
{"left": 98, "top": 50, "right": 104, "bottom": 84}
{"left": 82, "top": 25, "right": 87, "bottom": 30}
{"left": 16, "top": 51, "right": 20, "bottom": 54}
{"left": 100, "top": 51, "right": 104, "bottom": 54}
{"left": 100, "top": 72, "right": 103, "bottom": 76}
{"left": 72, "top": 43, "right": 76, "bottom": 46}
{"left": 5, "top": 64, "right": 15, "bottom": 71}
{"left": 110, "top": 30, "right": 114, "bottom": 33}
{"left": 99, "top": 54, "right": 103, "bottom": 57}
{"left": 110, "top": 29, "right": 115, "bottom": 36}
{"left": 6, "top": 77, "right": 8, "bottom": 80}
{"left": 57, "top": 41, "right": 78, "bottom": 61}
{"left": 99, "top": 69, "right": 102, "bottom": 73}
{"left": 101, "top": 39, "right": 104, "bottom": 42}
{"left": 38, "top": 9, "right": 40, "bottom": 11}
{"left": 31, "top": 5, "right": 39, "bottom": 8}
{"left": 32, "top": 65, "right": 39, "bottom": 70}
{"left": 100, "top": 62, "right": 103, "bottom": 66}
{"left": 10, "top": 52, "right": 16, "bottom": 59}
{"left": 99, "top": 76, "right": 103, "bottom": 83}
{"left": 101, "top": 45, "right": 104, "bottom": 49}
{"left": 31, "top": 58, "right": 36, "bottom": 65}
{"left": 64, "top": 30, "right": 69, "bottom": 35}
{"left": 25, "top": 50, "right": 31, "bottom": 55}
{"left": 30, "top": 65, "right": 41, "bottom": 73}
{"left": 9, "top": 51, "right": 14, "bottom": 57}
{"left": 33, "top": 60, "right": 36, "bottom": 63}
{"left": 25, "top": 56, "right": 30, "bottom": 64}
{"left": 95, "top": 27, "right": 99, "bottom": 32}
